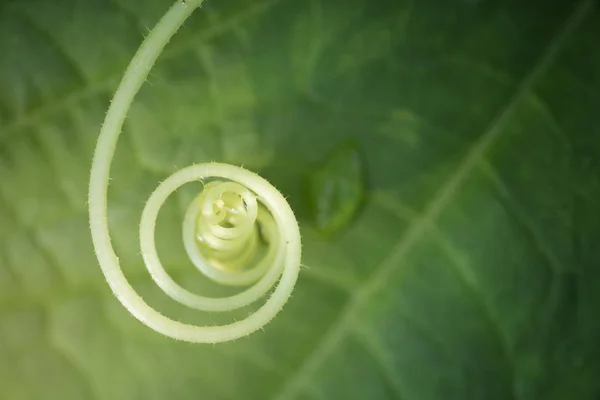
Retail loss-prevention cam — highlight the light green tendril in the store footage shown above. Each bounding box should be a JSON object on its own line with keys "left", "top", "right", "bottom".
{"left": 88, "top": 0, "right": 302, "bottom": 343}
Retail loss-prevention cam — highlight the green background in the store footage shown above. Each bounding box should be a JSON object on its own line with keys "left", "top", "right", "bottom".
{"left": 1, "top": 0, "right": 599, "bottom": 398}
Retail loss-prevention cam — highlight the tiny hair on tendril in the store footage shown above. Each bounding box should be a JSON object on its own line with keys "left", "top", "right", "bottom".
{"left": 88, "top": 0, "right": 301, "bottom": 344}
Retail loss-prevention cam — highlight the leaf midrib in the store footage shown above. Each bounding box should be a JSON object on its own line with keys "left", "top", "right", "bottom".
{"left": 271, "top": 1, "right": 594, "bottom": 399}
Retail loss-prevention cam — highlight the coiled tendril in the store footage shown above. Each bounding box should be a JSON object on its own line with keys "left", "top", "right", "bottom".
{"left": 88, "top": 0, "right": 301, "bottom": 343}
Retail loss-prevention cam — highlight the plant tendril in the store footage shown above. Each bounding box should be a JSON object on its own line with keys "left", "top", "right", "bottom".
{"left": 88, "top": 0, "right": 301, "bottom": 343}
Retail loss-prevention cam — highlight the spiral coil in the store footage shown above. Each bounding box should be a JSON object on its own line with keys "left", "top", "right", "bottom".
{"left": 88, "top": 0, "right": 301, "bottom": 343}
{"left": 140, "top": 163, "right": 299, "bottom": 315}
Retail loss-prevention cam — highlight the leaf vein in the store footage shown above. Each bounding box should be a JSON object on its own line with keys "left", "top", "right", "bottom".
{"left": 0, "top": 195, "right": 68, "bottom": 285}
{"left": 300, "top": 264, "right": 358, "bottom": 293}
{"left": 105, "top": 0, "right": 144, "bottom": 34}
{"left": 351, "top": 325, "right": 407, "bottom": 400}
{"left": 479, "top": 160, "right": 566, "bottom": 273}
{"left": 44, "top": 310, "right": 100, "bottom": 400}
{"left": 371, "top": 191, "right": 419, "bottom": 222}
{"left": 271, "top": 3, "right": 592, "bottom": 398}
{"left": 0, "top": 0, "right": 281, "bottom": 147}
{"left": 33, "top": 126, "right": 85, "bottom": 211}
{"left": 12, "top": 7, "right": 89, "bottom": 86}
{"left": 431, "top": 228, "right": 516, "bottom": 396}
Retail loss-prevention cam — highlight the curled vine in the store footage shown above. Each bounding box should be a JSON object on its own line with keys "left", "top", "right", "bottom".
{"left": 88, "top": 0, "right": 301, "bottom": 343}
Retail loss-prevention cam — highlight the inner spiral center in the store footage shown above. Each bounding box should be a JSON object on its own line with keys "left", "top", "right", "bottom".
{"left": 209, "top": 191, "right": 249, "bottom": 229}
{"left": 182, "top": 177, "right": 279, "bottom": 288}
{"left": 194, "top": 181, "right": 261, "bottom": 273}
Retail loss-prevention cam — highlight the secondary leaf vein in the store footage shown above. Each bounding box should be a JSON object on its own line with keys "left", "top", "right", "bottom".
{"left": 479, "top": 160, "right": 566, "bottom": 274}
{"left": 0, "top": 0, "right": 282, "bottom": 147}
{"left": 432, "top": 228, "right": 516, "bottom": 396}
{"left": 12, "top": 7, "right": 89, "bottom": 85}
{"left": 351, "top": 325, "right": 407, "bottom": 400}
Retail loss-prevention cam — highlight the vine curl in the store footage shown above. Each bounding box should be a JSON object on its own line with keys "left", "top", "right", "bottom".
{"left": 88, "top": 0, "right": 301, "bottom": 343}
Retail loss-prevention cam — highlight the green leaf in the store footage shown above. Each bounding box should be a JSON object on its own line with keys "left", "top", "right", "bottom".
{"left": 1, "top": 0, "right": 599, "bottom": 399}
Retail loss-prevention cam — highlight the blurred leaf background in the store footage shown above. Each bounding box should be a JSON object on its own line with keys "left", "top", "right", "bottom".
{"left": 0, "top": 0, "right": 599, "bottom": 399}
